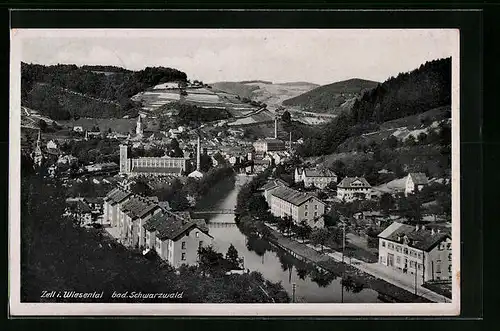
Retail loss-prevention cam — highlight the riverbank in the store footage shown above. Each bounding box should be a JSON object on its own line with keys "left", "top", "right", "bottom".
{"left": 264, "top": 223, "right": 432, "bottom": 303}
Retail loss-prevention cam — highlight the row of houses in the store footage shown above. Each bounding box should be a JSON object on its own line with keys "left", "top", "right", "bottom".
{"left": 103, "top": 187, "right": 213, "bottom": 268}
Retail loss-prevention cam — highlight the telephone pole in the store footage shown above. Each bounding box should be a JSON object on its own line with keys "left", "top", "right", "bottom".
{"left": 292, "top": 283, "right": 296, "bottom": 303}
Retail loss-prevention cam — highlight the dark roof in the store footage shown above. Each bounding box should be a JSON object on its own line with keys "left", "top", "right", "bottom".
{"left": 338, "top": 177, "right": 371, "bottom": 188}
{"left": 255, "top": 138, "right": 285, "bottom": 145}
{"left": 270, "top": 186, "right": 323, "bottom": 207}
{"left": 144, "top": 211, "right": 211, "bottom": 241}
{"left": 105, "top": 188, "right": 132, "bottom": 204}
{"left": 259, "top": 179, "right": 289, "bottom": 191}
{"left": 303, "top": 168, "right": 337, "bottom": 178}
{"left": 378, "top": 222, "right": 451, "bottom": 252}
{"left": 84, "top": 197, "right": 104, "bottom": 205}
{"left": 121, "top": 196, "right": 160, "bottom": 219}
{"left": 409, "top": 173, "right": 429, "bottom": 185}
{"left": 131, "top": 166, "right": 182, "bottom": 174}
{"left": 66, "top": 200, "right": 92, "bottom": 214}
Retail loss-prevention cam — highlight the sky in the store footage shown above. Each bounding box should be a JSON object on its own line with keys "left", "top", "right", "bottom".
{"left": 18, "top": 29, "right": 458, "bottom": 85}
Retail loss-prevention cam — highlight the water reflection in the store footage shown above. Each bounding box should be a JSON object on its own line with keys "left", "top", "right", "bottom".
{"left": 200, "top": 176, "right": 381, "bottom": 303}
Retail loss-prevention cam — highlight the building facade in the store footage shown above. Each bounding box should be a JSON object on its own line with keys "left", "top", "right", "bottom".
{"left": 253, "top": 138, "right": 286, "bottom": 153}
{"left": 118, "top": 196, "right": 162, "bottom": 248}
{"left": 295, "top": 168, "right": 337, "bottom": 189}
{"left": 405, "top": 172, "right": 429, "bottom": 196}
{"left": 268, "top": 186, "right": 325, "bottom": 228}
{"left": 378, "top": 222, "right": 452, "bottom": 283}
{"left": 119, "top": 144, "right": 189, "bottom": 177}
{"left": 144, "top": 211, "right": 213, "bottom": 268}
{"left": 337, "top": 177, "right": 372, "bottom": 201}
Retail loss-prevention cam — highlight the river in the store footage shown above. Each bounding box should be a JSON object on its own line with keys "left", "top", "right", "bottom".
{"left": 196, "top": 175, "right": 381, "bottom": 303}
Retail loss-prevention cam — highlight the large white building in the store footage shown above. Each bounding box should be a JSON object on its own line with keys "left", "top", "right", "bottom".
{"left": 378, "top": 222, "right": 452, "bottom": 283}
{"left": 405, "top": 172, "right": 429, "bottom": 196}
{"left": 119, "top": 144, "right": 189, "bottom": 177}
{"left": 337, "top": 177, "right": 372, "bottom": 201}
{"left": 294, "top": 168, "right": 337, "bottom": 189}
{"left": 268, "top": 186, "right": 325, "bottom": 228}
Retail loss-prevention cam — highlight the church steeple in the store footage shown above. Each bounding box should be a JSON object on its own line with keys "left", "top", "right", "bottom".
{"left": 136, "top": 115, "right": 143, "bottom": 137}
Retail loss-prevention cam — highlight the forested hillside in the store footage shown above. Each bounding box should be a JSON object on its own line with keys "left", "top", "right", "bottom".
{"left": 282, "top": 78, "right": 379, "bottom": 113}
{"left": 296, "top": 58, "right": 452, "bottom": 158}
{"left": 21, "top": 63, "right": 188, "bottom": 120}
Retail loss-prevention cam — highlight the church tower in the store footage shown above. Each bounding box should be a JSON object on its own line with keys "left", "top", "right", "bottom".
{"left": 136, "top": 115, "right": 143, "bottom": 137}
{"left": 33, "top": 130, "right": 43, "bottom": 167}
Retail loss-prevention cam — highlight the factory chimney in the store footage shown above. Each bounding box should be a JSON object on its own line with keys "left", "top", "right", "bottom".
{"left": 196, "top": 135, "right": 201, "bottom": 171}
{"left": 274, "top": 116, "right": 278, "bottom": 139}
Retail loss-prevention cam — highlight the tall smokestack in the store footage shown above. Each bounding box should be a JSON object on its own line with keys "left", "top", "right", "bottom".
{"left": 274, "top": 116, "right": 278, "bottom": 139}
{"left": 196, "top": 135, "right": 201, "bottom": 171}
{"left": 289, "top": 131, "right": 292, "bottom": 153}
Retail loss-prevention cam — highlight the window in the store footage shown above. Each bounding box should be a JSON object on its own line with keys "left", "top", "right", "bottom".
{"left": 396, "top": 246, "right": 402, "bottom": 253}
{"left": 305, "top": 205, "right": 308, "bottom": 210}
{"left": 447, "top": 243, "right": 452, "bottom": 250}
{"left": 181, "top": 241, "right": 186, "bottom": 249}
{"left": 418, "top": 252, "right": 423, "bottom": 260}
{"left": 305, "top": 212, "right": 308, "bottom": 216}
{"left": 448, "top": 265, "right": 452, "bottom": 273}
{"left": 396, "top": 256, "right": 401, "bottom": 264}
{"left": 196, "top": 232, "right": 199, "bottom": 238}
{"left": 181, "top": 253, "right": 186, "bottom": 261}
{"left": 315, "top": 205, "right": 318, "bottom": 210}
{"left": 199, "top": 241, "right": 203, "bottom": 248}
{"left": 417, "top": 263, "right": 422, "bottom": 270}
{"left": 314, "top": 212, "right": 318, "bottom": 217}
{"left": 448, "top": 253, "right": 452, "bottom": 261}
{"left": 403, "top": 248, "right": 408, "bottom": 255}
{"left": 438, "top": 243, "right": 444, "bottom": 251}
{"left": 410, "top": 261, "right": 415, "bottom": 268}
{"left": 382, "top": 241, "right": 386, "bottom": 247}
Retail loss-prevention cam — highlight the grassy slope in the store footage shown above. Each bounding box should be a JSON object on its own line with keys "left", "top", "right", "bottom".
{"left": 282, "top": 78, "right": 379, "bottom": 114}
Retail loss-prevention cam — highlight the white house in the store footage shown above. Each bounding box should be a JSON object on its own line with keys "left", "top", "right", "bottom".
{"left": 378, "top": 222, "right": 452, "bottom": 283}
{"left": 295, "top": 168, "right": 337, "bottom": 189}
{"left": 405, "top": 173, "right": 429, "bottom": 196}
{"left": 269, "top": 186, "right": 325, "bottom": 229}
{"left": 144, "top": 211, "right": 213, "bottom": 268}
{"left": 103, "top": 187, "right": 133, "bottom": 227}
{"left": 259, "top": 178, "right": 290, "bottom": 203}
{"left": 337, "top": 177, "right": 372, "bottom": 201}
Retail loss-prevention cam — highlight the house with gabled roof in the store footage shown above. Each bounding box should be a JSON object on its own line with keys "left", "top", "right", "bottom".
{"left": 378, "top": 222, "right": 452, "bottom": 283}
{"left": 259, "top": 178, "right": 290, "bottom": 203}
{"left": 103, "top": 187, "right": 133, "bottom": 227}
{"left": 118, "top": 195, "right": 162, "bottom": 248}
{"left": 143, "top": 211, "right": 213, "bottom": 268}
{"left": 269, "top": 186, "right": 325, "bottom": 228}
{"left": 295, "top": 167, "right": 337, "bottom": 189}
{"left": 405, "top": 172, "right": 429, "bottom": 196}
{"left": 337, "top": 177, "right": 372, "bottom": 201}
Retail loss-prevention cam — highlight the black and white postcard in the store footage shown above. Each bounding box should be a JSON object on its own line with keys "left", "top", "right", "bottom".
{"left": 9, "top": 28, "right": 460, "bottom": 316}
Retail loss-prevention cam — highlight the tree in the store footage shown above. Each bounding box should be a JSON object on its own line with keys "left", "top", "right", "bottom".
{"left": 277, "top": 216, "right": 292, "bottom": 235}
{"left": 397, "top": 195, "right": 423, "bottom": 223}
{"left": 197, "top": 245, "right": 227, "bottom": 275}
{"left": 248, "top": 194, "right": 269, "bottom": 217}
{"left": 38, "top": 119, "right": 48, "bottom": 132}
{"left": 310, "top": 228, "right": 330, "bottom": 252}
{"left": 281, "top": 110, "right": 291, "bottom": 124}
{"left": 225, "top": 244, "right": 241, "bottom": 270}
{"left": 296, "top": 221, "right": 312, "bottom": 243}
{"left": 168, "top": 138, "right": 184, "bottom": 157}
{"left": 379, "top": 193, "right": 395, "bottom": 215}
{"left": 199, "top": 154, "right": 213, "bottom": 172}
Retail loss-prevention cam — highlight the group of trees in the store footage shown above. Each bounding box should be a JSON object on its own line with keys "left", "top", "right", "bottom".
{"left": 59, "top": 138, "right": 121, "bottom": 165}
{"left": 21, "top": 63, "right": 188, "bottom": 120}
{"left": 169, "top": 102, "right": 232, "bottom": 126}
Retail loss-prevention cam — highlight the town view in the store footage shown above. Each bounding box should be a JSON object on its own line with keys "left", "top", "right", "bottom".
{"left": 19, "top": 31, "right": 453, "bottom": 304}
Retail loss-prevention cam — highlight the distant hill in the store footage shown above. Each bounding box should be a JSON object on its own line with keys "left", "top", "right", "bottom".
{"left": 282, "top": 78, "right": 379, "bottom": 114}
{"left": 296, "top": 57, "right": 452, "bottom": 158}
{"left": 211, "top": 81, "right": 319, "bottom": 111}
